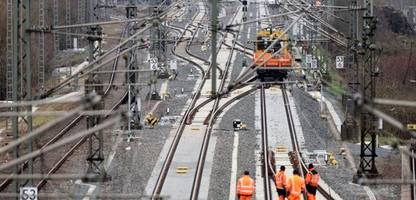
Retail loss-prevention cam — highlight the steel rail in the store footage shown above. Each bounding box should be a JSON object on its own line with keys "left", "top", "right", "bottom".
{"left": 40, "top": 28, "right": 149, "bottom": 99}
{"left": 176, "top": 9, "right": 225, "bottom": 79}
{"left": 150, "top": 5, "right": 214, "bottom": 197}
{"left": 281, "top": 85, "right": 334, "bottom": 200}
{"left": 40, "top": 1, "right": 185, "bottom": 98}
{"left": 35, "top": 24, "right": 130, "bottom": 189}
{"left": 51, "top": 0, "right": 187, "bottom": 30}
{"left": 186, "top": 30, "right": 237, "bottom": 123}
{"left": 190, "top": 4, "right": 242, "bottom": 199}
{"left": 36, "top": 91, "right": 128, "bottom": 189}
{"left": 0, "top": 25, "right": 128, "bottom": 192}
{"left": 260, "top": 85, "right": 273, "bottom": 199}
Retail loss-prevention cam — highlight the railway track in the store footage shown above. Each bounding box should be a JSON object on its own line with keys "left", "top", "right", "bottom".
{"left": 150, "top": 3, "right": 250, "bottom": 199}
{"left": 35, "top": 25, "right": 130, "bottom": 189}
{"left": 190, "top": 5, "right": 245, "bottom": 199}
{"left": 281, "top": 85, "right": 335, "bottom": 200}
{"left": 150, "top": 3, "right": 215, "bottom": 198}
{"left": 259, "top": 84, "right": 274, "bottom": 200}
{"left": 15, "top": 2, "right": 188, "bottom": 192}
{"left": 256, "top": 84, "right": 335, "bottom": 199}
{"left": 0, "top": 23, "right": 130, "bottom": 191}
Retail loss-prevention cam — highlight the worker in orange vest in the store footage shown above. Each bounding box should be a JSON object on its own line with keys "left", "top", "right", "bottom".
{"left": 286, "top": 168, "right": 305, "bottom": 200}
{"left": 305, "top": 164, "right": 320, "bottom": 200}
{"left": 275, "top": 166, "right": 287, "bottom": 200}
{"left": 237, "top": 171, "right": 255, "bottom": 200}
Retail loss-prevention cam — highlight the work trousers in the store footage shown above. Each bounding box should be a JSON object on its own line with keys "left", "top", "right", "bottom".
{"left": 239, "top": 195, "right": 252, "bottom": 200}
{"left": 306, "top": 185, "right": 317, "bottom": 200}
{"left": 307, "top": 193, "right": 316, "bottom": 200}
{"left": 287, "top": 194, "right": 301, "bottom": 200}
{"left": 276, "top": 188, "right": 286, "bottom": 200}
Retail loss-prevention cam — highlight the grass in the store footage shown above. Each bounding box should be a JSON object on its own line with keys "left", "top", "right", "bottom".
{"left": 33, "top": 115, "right": 56, "bottom": 128}
{"left": 32, "top": 103, "right": 76, "bottom": 128}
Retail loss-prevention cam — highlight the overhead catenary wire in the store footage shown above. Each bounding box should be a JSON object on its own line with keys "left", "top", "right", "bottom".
{"left": 0, "top": 95, "right": 100, "bottom": 156}
{"left": 50, "top": 0, "right": 186, "bottom": 30}
{"left": 0, "top": 115, "right": 121, "bottom": 172}
{"left": 41, "top": 40, "right": 145, "bottom": 98}
{"left": 290, "top": 0, "right": 343, "bottom": 33}
{"left": 226, "top": 10, "right": 302, "bottom": 28}
{"left": 40, "top": 0, "right": 188, "bottom": 98}
{"left": 0, "top": 97, "right": 82, "bottom": 108}
{"left": 281, "top": 4, "right": 347, "bottom": 47}
{"left": 0, "top": 109, "right": 118, "bottom": 117}
{"left": 373, "top": 98, "right": 416, "bottom": 108}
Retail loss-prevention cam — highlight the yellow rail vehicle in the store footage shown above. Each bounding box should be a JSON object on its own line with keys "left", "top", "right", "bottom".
{"left": 253, "top": 28, "right": 292, "bottom": 81}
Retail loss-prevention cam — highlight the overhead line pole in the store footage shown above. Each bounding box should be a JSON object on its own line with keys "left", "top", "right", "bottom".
{"left": 211, "top": 0, "right": 218, "bottom": 96}
{"left": 357, "top": 0, "right": 378, "bottom": 178}
{"left": 341, "top": 0, "right": 360, "bottom": 142}
{"left": 11, "top": 0, "right": 20, "bottom": 194}
{"left": 23, "top": 0, "right": 33, "bottom": 187}
{"left": 53, "top": 0, "right": 59, "bottom": 52}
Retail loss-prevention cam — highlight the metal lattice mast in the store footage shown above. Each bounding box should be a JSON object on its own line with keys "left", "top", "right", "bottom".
{"left": 148, "top": 5, "right": 164, "bottom": 99}
{"left": 66, "top": 0, "right": 72, "bottom": 49}
{"left": 23, "top": 0, "right": 34, "bottom": 186}
{"left": 341, "top": 0, "right": 360, "bottom": 142}
{"left": 6, "top": 0, "right": 34, "bottom": 191}
{"left": 211, "top": 0, "right": 218, "bottom": 96}
{"left": 6, "top": 0, "right": 19, "bottom": 193}
{"left": 126, "top": 0, "right": 140, "bottom": 131}
{"left": 84, "top": 25, "right": 108, "bottom": 182}
{"left": 357, "top": 0, "right": 378, "bottom": 177}
{"left": 127, "top": 1, "right": 138, "bottom": 85}
{"left": 38, "top": 0, "right": 45, "bottom": 90}
{"left": 53, "top": 0, "right": 60, "bottom": 52}
{"left": 349, "top": 0, "right": 360, "bottom": 94}
{"left": 6, "top": 0, "right": 14, "bottom": 100}
{"left": 78, "top": 0, "right": 85, "bottom": 43}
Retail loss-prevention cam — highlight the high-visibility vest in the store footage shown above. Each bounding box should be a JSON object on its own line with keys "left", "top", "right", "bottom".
{"left": 275, "top": 171, "right": 286, "bottom": 189}
{"left": 306, "top": 171, "right": 320, "bottom": 187}
{"left": 286, "top": 175, "right": 304, "bottom": 197}
{"left": 237, "top": 176, "right": 255, "bottom": 196}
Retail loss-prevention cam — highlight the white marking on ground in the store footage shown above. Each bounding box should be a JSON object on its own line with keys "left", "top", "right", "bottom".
{"left": 105, "top": 132, "right": 123, "bottom": 171}
{"left": 247, "top": 27, "right": 251, "bottom": 41}
{"left": 159, "top": 79, "right": 169, "bottom": 94}
{"left": 255, "top": 91, "right": 264, "bottom": 199}
{"left": 364, "top": 186, "right": 377, "bottom": 200}
{"left": 228, "top": 131, "right": 239, "bottom": 200}
{"left": 75, "top": 179, "right": 97, "bottom": 200}
{"left": 199, "top": 136, "right": 218, "bottom": 199}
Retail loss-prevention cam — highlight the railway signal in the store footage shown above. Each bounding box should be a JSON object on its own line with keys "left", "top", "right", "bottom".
{"left": 336, "top": 55, "right": 344, "bottom": 69}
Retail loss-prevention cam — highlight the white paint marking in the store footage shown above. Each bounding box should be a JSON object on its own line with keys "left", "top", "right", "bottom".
{"left": 159, "top": 80, "right": 169, "bottom": 94}
{"left": 75, "top": 179, "right": 97, "bottom": 200}
{"left": 228, "top": 131, "right": 240, "bottom": 200}
{"left": 105, "top": 133, "right": 123, "bottom": 171}
{"left": 255, "top": 91, "right": 264, "bottom": 199}
{"left": 363, "top": 186, "right": 377, "bottom": 200}
{"left": 247, "top": 27, "right": 251, "bottom": 42}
